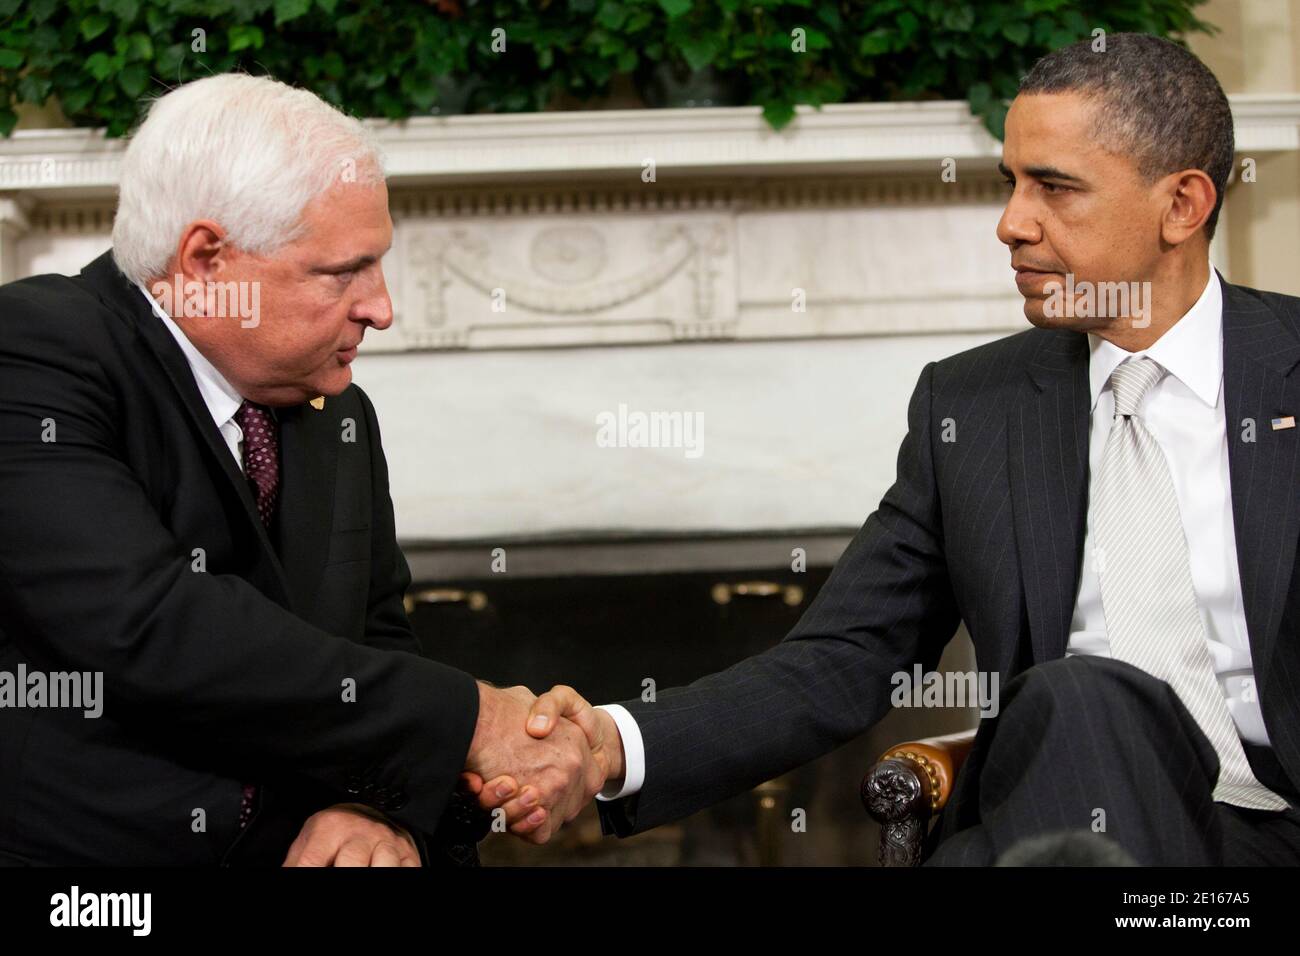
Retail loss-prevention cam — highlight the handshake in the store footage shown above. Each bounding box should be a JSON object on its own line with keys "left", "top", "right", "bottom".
{"left": 460, "top": 681, "right": 622, "bottom": 844}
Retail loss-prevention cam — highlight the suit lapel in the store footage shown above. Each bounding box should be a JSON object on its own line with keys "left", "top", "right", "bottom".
{"left": 1007, "top": 327, "right": 1091, "bottom": 665}
{"left": 1221, "top": 279, "right": 1300, "bottom": 680}
{"left": 274, "top": 402, "right": 340, "bottom": 618}
{"left": 79, "top": 252, "right": 294, "bottom": 608}
{"left": 1007, "top": 276, "right": 1300, "bottom": 681}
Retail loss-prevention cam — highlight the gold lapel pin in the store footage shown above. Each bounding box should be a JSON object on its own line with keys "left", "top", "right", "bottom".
{"left": 1271, "top": 415, "right": 1295, "bottom": 430}
{"left": 309, "top": 396, "right": 325, "bottom": 411}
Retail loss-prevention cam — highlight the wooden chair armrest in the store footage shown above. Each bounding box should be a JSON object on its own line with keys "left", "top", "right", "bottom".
{"left": 860, "top": 728, "right": 978, "bottom": 867}
{"left": 876, "top": 729, "right": 978, "bottom": 809}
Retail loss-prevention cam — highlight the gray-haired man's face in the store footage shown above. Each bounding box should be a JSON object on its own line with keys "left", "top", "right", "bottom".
{"left": 164, "top": 173, "right": 394, "bottom": 407}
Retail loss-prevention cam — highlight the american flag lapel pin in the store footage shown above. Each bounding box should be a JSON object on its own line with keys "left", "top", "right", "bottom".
{"left": 1272, "top": 415, "right": 1295, "bottom": 430}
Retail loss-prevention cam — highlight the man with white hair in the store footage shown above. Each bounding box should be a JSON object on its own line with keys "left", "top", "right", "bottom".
{"left": 0, "top": 73, "right": 604, "bottom": 866}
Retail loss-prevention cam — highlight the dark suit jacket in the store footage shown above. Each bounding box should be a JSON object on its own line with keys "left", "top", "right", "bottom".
{"left": 598, "top": 274, "right": 1300, "bottom": 839}
{"left": 0, "top": 250, "right": 479, "bottom": 865}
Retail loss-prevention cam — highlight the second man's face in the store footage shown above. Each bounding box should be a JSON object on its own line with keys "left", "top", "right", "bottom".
{"left": 996, "top": 91, "right": 1168, "bottom": 332}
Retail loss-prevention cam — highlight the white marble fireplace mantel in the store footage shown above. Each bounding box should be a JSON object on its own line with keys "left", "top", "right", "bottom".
{"left": 4, "top": 96, "right": 1300, "bottom": 192}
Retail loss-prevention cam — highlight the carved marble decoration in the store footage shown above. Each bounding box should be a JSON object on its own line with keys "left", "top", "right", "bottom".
{"left": 530, "top": 225, "right": 606, "bottom": 283}
{"left": 402, "top": 214, "right": 735, "bottom": 351}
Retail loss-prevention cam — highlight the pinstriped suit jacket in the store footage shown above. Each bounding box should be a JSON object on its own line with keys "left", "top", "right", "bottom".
{"left": 597, "top": 274, "right": 1300, "bottom": 838}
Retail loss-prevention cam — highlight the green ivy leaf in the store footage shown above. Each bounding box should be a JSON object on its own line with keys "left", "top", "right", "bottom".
{"left": 802, "top": 28, "right": 831, "bottom": 50}
{"left": 275, "top": 0, "right": 313, "bottom": 26}
{"left": 860, "top": 28, "right": 891, "bottom": 56}
{"left": 17, "top": 74, "right": 52, "bottom": 102}
{"left": 145, "top": 7, "right": 168, "bottom": 33}
{"left": 27, "top": 0, "right": 58, "bottom": 24}
{"left": 942, "top": 5, "right": 976, "bottom": 32}
{"left": 60, "top": 86, "right": 94, "bottom": 114}
{"left": 102, "top": 0, "right": 140, "bottom": 25}
{"left": 119, "top": 63, "right": 148, "bottom": 98}
{"left": 981, "top": 99, "right": 1009, "bottom": 139}
{"left": 679, "top": 35, "right": 719, "bottom": 71}
{"left": 28, "top": 25, "right": 60, "bottom": 55}
{"left": 1062, "top": 10, "right": 1089, "bottom": 34}
{"left": 1002, "top": 22, "right": 1030, "bottom": 46}
{"left": 157, "top": 43, "right": 186, "bottom": 75}
{"left": 762, "top": 100, "right": 796, "bottom": 130}
{"left": 400, "top": 71, "right": 437, "bottom": 110}
{"left": 128, "top": 33, "right": 153, "bottom": 61}
{"left": 817, "top": 7, "right": 843, "bottom": 31}
{"left": 0, "top": 48, "right": 23, "bottom": 69}
{"left": 80, "top": 15, "right": 111, "bottom": 42}
{"left": 597, "top": 2, "right": 628, "bottom": 30}
{"left": 228, "top": 25, "right": 265, "bottom": 52}
{"left": 85, "top": 51, "right": 115, "bottom": 81}
{"left": 0, "top": 108, "right": 16, "bottom": 137}
{"left": 659, "top": 0, "right": 691, "bottom": 19}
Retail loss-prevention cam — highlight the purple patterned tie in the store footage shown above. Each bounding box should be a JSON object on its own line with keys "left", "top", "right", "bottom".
{"left": 233, "top": 400, "right": 280, "bottom": 828}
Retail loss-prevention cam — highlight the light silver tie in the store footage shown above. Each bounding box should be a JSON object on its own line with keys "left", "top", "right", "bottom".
{"left": 1093, "top": 357, "right": 1289, "bottom": 811}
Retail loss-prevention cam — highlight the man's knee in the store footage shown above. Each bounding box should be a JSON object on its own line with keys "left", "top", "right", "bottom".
{"left": 1007, "top": 654, "right": 1164, "bottom": 709}
{"left": 1002, "top": 655, "right": 1205, "bottom": 760}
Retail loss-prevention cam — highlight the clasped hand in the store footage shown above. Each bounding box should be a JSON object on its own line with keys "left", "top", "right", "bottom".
{"left": 462, "top": 682, "right": 622, "bottom": 844}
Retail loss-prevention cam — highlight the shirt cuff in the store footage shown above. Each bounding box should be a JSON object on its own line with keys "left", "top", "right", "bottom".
{"left": 594, "top": 704, "right": 645, "bottom": 801}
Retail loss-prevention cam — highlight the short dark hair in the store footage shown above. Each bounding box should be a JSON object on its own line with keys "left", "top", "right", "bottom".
{"left": 1018, "top": 32, "right": 1234, "bottom": 240}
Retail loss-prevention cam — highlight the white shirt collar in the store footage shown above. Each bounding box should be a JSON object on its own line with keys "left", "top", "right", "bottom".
{"left": 1087, "top": 266, "right": 1222, "bottom": 413}
{"left": 134, "top": 281, "right": 245, "bottom": 430}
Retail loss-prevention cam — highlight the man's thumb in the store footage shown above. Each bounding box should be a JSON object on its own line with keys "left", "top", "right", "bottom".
{"left": 526, "top": 685, "right": 588, "bottom": 739}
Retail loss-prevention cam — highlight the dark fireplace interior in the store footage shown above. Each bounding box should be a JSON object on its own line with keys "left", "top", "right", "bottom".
{"left": 405, "top": 536, "right": 976, "bottom": 865}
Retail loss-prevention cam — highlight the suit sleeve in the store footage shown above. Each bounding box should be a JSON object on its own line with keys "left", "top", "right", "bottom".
{"left": 352, "top": 386, "right": 423, "bottom": 656}
{"left": 0, "top": 288, "right": 479, "bottom": 837}
{"left": 350, "top": 385, "right": 457, "bottom": 861}
{"left": 597, "top": 360, "right": 962, "bottom": 836}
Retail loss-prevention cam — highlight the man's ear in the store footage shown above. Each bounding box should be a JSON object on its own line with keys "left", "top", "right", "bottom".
{"left": 1160, "top": 169, "right": 1217, "bottom": 246}
{"left": 173, "top": 220, "right": 229, "bottom": 284}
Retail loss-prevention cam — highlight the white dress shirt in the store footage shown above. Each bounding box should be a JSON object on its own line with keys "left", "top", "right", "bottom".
{"left": 601, "top": 266, "right": 1267, "bottom": 802}
{"left": 135, "top": 282, "right": 249, "bottom": 470}
{"left": 1067, "top": 268, "right": 1267, "bottom": 746}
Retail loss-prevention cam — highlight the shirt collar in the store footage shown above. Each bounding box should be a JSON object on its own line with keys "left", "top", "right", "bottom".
{"left": 134, "top": 281, "right": 245, "bottom": 430}
{"left": 1087, "top": 266, "right": 1222, "bottom": 413}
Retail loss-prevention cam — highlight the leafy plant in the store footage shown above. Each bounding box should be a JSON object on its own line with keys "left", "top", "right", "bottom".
{"left": 0, "top": 0, "right": 1215, "bottom": 139}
